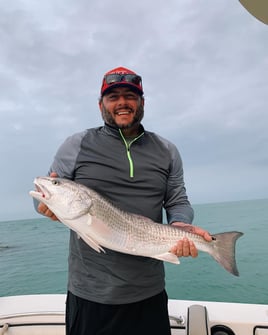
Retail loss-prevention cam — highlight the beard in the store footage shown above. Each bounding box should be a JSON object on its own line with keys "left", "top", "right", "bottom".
{"left": 100, "top": 103, "right": 144, "bottom": 129}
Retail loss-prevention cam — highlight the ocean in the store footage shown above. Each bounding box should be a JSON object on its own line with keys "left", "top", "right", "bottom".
{"left": 0, "top": 198, "right": 267, "bottom": 305}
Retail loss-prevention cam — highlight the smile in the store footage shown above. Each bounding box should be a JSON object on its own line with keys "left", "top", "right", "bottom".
{"left": 116, "top": 109, "right": 133, "bottom": 116}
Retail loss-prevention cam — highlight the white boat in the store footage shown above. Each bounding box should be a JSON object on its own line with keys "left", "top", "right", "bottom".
{"left": 0, "top": 294, "right": 267, "bottom": 335}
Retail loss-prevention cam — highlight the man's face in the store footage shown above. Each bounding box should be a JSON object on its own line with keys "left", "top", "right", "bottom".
{"left": 99, "top": 87, "right": 144, "bottom": 129}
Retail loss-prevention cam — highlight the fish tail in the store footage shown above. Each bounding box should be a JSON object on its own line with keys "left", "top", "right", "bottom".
{"left": 208, "top": 231, "right": 243, "bottom": 276}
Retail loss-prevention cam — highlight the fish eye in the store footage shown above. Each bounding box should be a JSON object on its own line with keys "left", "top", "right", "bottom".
{"left": 51, "top": 179, "right": 59, "bottom": 185}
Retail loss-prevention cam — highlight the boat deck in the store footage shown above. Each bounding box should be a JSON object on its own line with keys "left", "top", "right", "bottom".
{"left": 0, "top": 294, "right": 268, "bottom": 335}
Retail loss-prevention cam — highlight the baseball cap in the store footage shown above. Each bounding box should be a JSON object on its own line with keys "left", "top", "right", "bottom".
{"left": 100, "top": 66, "right": 144, "bottom": 96}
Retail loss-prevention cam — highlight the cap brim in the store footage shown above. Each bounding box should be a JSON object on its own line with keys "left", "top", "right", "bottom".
{"left": 102, "top": 83, "right": 143, "bottom": 96}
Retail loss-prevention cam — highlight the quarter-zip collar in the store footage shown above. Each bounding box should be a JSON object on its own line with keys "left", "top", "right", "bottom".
{"left": 101, "top": 123, "right": 145, "bottom": 178}
{"left": 102, "top": 123, "right": 145, "bottom": 140}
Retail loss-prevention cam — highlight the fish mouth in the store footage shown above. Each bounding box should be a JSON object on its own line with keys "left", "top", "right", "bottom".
{"left": 29, "top": 179, "right": 51, "bottom": 200}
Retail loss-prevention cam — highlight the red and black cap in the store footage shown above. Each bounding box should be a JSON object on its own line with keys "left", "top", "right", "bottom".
{"left": 100, "top": 66, "right": 144, "bottom": 97}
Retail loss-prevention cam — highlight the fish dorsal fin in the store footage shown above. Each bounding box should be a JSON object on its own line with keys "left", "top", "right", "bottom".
{"left": 153, "top": 252, "right": 180, "bottom": 264}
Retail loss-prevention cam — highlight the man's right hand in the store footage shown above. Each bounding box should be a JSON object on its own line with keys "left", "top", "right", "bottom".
{"left": 38, "top": 202, "right": 59, "bottom": 221}
{"left": 37, "top": 172, "right": 59, "bottom": 221}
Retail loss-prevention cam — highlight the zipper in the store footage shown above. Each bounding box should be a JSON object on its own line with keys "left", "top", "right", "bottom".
{"left": 119, "top": 129, "right": 144, "bottom": 178}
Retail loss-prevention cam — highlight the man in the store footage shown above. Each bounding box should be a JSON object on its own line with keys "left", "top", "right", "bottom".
{"left": 38, "top": 66, "right": 211, "bottom": 335}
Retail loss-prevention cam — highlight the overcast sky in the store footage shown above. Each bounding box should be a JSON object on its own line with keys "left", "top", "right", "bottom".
{"left": 1, "top": 0, "right": 267, "bottom": 221}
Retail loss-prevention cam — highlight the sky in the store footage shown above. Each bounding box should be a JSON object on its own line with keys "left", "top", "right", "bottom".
{"left": 1, "top": 0, "right": 267, "bottom": 221}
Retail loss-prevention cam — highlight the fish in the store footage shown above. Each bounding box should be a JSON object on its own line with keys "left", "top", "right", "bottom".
{"left": 29, "top": 177, "right": 243, "bottom": 276}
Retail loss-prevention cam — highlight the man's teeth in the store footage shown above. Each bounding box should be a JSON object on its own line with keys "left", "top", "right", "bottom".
{"left": 117, "top": 111, "right": 130, "bottom": 115}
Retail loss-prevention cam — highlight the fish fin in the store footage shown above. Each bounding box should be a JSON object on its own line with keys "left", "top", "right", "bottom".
{"left": 71, "top": 214, "right": 105, "bottom": 253}
{"left": 153, "top": 252, "right": 180, "bottom": 264}
{"left": 207, "top": 231, "right": 243, "bottom": 276}
{"left": 70, "top": 214, "right": 104, "bottom": 253}
{"left": 80, "top": 234, "right": 105, "bottom": 253}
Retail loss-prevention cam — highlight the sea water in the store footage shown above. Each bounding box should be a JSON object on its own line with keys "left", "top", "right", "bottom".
{"left": 0, "top": 199, "right": 267, "bottom": 304}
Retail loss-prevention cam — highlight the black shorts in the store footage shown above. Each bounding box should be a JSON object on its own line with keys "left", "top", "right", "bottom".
{"left": 66, "top": 290, "right": 171, "bottom": 335}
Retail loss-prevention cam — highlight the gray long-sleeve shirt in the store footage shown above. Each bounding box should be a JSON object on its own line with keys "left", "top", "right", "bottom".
{"left": 48, "top": 124, "right": 194, "bottom": 304}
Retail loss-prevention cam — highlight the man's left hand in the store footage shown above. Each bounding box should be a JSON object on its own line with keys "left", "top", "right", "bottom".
{"left": 170, "top": 222, "right": 212, "bottom": 258}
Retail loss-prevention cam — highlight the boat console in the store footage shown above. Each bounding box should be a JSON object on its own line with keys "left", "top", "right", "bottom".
{"left": 168, "top": 299, "right": 268, "bottom": 335}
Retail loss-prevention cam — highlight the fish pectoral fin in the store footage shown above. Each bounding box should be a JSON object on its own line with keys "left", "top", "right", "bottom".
{"left": 153, "top": 252, "right": 180, "bottom": 264}
{"left": 80, "top": 234, "right": 105, "bottom": 254}
{"left": 87, "top": 213, "right": 92, "bottom": 225}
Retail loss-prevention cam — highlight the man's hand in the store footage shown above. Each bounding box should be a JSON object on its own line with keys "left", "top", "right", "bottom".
{"left": 170, "top": 222, "right": 212, "bottom": 258}
{"left": 37, "top": 172, "right": 59, "bottom": 221}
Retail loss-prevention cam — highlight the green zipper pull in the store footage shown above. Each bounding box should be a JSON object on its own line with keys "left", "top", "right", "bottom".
{"left": 126, "top": 147, "right": 134, "bottom": 178}
{"left": 119, "top": 129, "right": 144, "bottom": 178}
